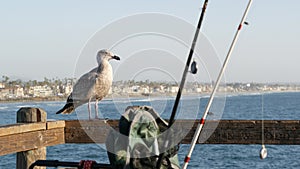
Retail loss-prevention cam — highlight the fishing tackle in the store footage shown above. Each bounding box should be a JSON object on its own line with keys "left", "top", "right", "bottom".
{"left": 260, "top": 145, "right": 268, "bottom": 159}
{"left": 182, "top": 1, "right": 253, "bottom": 168}
{"left": 260, "top": 93, "right": 268, "bottom": 159}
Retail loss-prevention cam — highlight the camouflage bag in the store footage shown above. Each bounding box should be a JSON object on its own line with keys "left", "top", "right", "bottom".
{"left": 106, "top": 106, "right": 180, "bottom": 169}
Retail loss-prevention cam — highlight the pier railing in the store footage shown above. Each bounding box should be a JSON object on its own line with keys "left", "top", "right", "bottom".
{"left": 1, "top": 107, "right": 300, "bottom": 168}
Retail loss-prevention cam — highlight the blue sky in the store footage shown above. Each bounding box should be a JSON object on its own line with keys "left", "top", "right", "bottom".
{"left": 0, "top": 0, "right": 299, "bottom": 83}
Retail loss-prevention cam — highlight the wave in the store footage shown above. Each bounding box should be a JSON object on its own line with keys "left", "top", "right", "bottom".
{"left": 45, "top": 103, "right": 64, "bottom": 107}
{"left": 16, "top": 105, "right": 38, "bottom": 108}
{"left": 225, "top": 92, "right": 262, "bottom": 98}
{"left": 0, "top": 106, "right": 8, "bottom": 110}
{"left": 104, "top": 97, "right": 174, "bottom": 104}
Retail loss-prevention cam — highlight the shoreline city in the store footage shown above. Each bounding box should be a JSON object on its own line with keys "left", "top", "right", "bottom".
{"left": 0, "top": 77, "right": 299, "bottom": 103}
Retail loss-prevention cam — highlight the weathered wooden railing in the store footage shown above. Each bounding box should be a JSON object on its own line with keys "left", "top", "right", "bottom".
{"left": 1, "top": 107, "right": 300, "bottom": 168}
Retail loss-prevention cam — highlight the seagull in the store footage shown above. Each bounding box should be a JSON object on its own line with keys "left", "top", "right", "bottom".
{"left": 56, "top": 49, "right": 120, "bottom": 119}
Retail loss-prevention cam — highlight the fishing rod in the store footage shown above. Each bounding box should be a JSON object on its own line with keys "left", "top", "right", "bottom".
{"left": 182, "top": 0, "right": 253, "bottom": 168}
{"left": 29, "top": 160, "right": 113, "bottom": 169}
{"left": 169, "top": 0, "right": 208, "bottom": 126}
{"left": 156, "top": 0, "right": 209, "bottom": 168}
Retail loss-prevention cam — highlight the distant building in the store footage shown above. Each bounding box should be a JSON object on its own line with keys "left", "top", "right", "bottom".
{"left": 141, "top": 86, "right": 150, "bottom": 95}
{"left": 29, "top": 85, "right": 54, "bottom": 97}
{"left": 153, "top": 85, "right": 164, "bottom": 93}
{"left": 0, "top": 83, "right": 5, "bottom": 89}
{"left": 195, "top": 87, "right": 202, "bottom": 93}
{"left": 15, "top": 87, "right": 24, "bottom": 98}
{"left": 131, "top": 85, "right": 140, "bottom": 93}
{"left": 64, "top": 84, "right": 73, "bottom": 95}
{"left": 168, "top": 86, "right": 179, "bottom": 93}
{"left": 0, "top": 89, "right": 9, "bottom": 99}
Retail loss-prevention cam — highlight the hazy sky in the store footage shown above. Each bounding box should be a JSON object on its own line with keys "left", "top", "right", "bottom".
{"left": 0, "top": 0, "right": 299, "bottom": 83}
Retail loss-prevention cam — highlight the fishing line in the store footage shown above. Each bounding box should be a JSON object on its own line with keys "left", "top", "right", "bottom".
{"left": 260, "top": 92, "right": 267, "bottom": 159}
{"left": 182, "top": 1, "right": 253, "bottom": 168}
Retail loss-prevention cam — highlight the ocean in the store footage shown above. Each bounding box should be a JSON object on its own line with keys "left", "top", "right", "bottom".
{"left": 1, "top": 92, "right": 300, "bottom": 168}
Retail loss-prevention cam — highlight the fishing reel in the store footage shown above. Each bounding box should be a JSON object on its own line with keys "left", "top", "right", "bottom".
{"left": 190, "top": 59, "right": 198, "bottom": 74}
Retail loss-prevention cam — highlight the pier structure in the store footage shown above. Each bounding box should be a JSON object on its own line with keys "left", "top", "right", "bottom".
{"left": 1, "top": 108, "right": 300, "bottom": 168}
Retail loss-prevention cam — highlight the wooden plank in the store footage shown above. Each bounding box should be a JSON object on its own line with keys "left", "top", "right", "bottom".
{"left": 47, "top": 120, "right": 65, "bottom": 129}
{"left": 65, "top": 120, "right": 118, "bottom": 143}
{"left": 0, "top": 123, "right": 46, "bottom": 137}
{"left": 196, "top": 120, "right": 300, "bottom": 144}
{"left": 0, "top": 128, "right": 65, "bottom": 156}
{"left": 0, "top": 119, "right": 300, "bottom": 157}
{"left": 64, "top": 119, "right": 300, "bottom": 145}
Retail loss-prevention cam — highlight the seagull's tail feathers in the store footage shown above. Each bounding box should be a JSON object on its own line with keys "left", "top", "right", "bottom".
{"left": 56, "top": 95, "right": 75, "bottom": 114}
{"left": 56, "top": 103, "right": 75, "bottom": 114}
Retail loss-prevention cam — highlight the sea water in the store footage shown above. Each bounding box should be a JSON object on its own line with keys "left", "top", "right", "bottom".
{"left": 1, "top": 92, "right": 300, "bottom": 168}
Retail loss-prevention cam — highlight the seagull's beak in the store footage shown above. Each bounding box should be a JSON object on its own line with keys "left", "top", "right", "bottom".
{"left": 112, "top": 55, "right": 120, "bottom": 60}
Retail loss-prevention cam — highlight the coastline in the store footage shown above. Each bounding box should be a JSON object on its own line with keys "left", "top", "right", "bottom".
{"left": 0, "top": 90, "right": 299, "bottom": 104}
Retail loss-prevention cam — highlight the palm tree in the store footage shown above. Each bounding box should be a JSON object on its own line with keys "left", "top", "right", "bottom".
{"left": 2, "top": 75, "right": 9, "bottom": 84}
